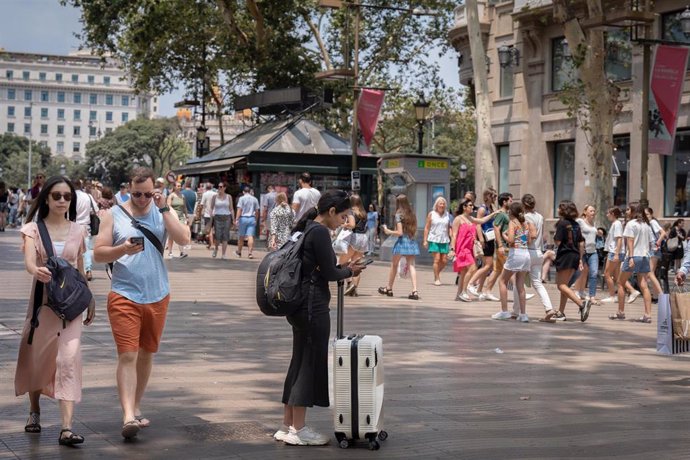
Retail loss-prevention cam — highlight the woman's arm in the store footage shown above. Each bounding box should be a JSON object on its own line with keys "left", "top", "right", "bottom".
{"left": 468, "top": 210, "right": 496, "bottom": 225}
{"left": 23, "top": 234, "right": 51, "bottom": 283}
{"left": 450, "top": 216, "right": 460, "bottom": 252}
{"left": 657, "top": 226, "right": 667, "bottom": 248}
{"left": 506, "top": 220, "right": 516, "bottom": 247}
{"left": 527, "top": 222, "right": 536, "bottom": 243}
{"left": 422, "top": 212, "right": 432, "bottom": 248}
{"left": 311, "top": 227, "right": 355, "bottom": 281}
{"left": 384, "top": 220, "right": 403, "bottom": 237}
{"left": 343, "top": 214, "right": 356, "bottom": 231}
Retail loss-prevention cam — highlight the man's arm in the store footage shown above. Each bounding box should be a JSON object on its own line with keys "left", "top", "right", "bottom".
{"left": 163, "top": 208, "right": 191, "bottom": 246}
{"left": 93, "top": 210, "right": 143, "bottom": 263}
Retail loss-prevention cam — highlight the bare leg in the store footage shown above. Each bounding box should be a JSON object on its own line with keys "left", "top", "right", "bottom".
{"left": 515, "top": 272, "right": 527, "bottom": 314}
{"left": 469, "top": 255, "right": 492, "bottom": 289}
{"left": 282, "top": 404, "right": 293, "bottom": 427}
{"left": 59, "top": 400, "right": 74, "bottom": 429}
{"left": 291, "top": 406, "right": 307, "bottom": 430}
{"left": 647, "top": 258, "right": 662, "bottom": 296}
{"left": 432, "top": 253, "right": 441, "bottom": 283}
{"left": 438, "top": 254, "right": 448, "bottom": 279}
{"left": 29, "top": 391, "right": 40, "bottom": 413}
{"left": 498, "top": 269, "right": 514, "bottom": 313}
{"left": 134, "top": 350, "right": 153, "bottom": 418}
{"left": 221, "top": 241, "right": 228, "bottom": 257}
{"left": 462, "top": 264, "right": 477, "bottom": 294}
{"left": 556, "top": 269, "right": 581, "bottom": 313}
{"left": 116, "top": 351, "right": 139, "bottom": 424}
{"left": 387, "top": 255, "right": 401, "bottom": 290}
{"left": 407, "top": 256, "right": 418, "bottom": 293}
{"left": 247, "top": 235, "right": 255, "bottom": 255}
{"left": 237, "top": 236, "right": 245, "bottom": 255}
{"left": 617, "top": 271, "right": 632, "bottom": 314}
{"left": 639, "top": 275, "right": 652, "bottom": 316}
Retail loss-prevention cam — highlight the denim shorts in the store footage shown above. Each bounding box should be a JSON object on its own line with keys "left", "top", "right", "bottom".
{"left": 607, "top": 252, "right": 625, "bottom": 262}
{"left": 238, "top": 216, "right": 256, "bottom": 237}
{"left": 622, "top": 256, "right": 651, "bottom": 274}
{"left": 649, "top": 249, "right": 663, "bottom": 259}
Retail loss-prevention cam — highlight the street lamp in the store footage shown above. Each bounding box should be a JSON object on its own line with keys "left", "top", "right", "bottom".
{"left": 413, "top": 94, "right": 430, "bottom": 154}
{"left": 459, "top": 163, "right": 468, "bottom": 197}
{"left": 60, "top": 163, "right": 66, "bottom": 176}
{"left": 497, "top": 45, "right": 520, "bottom": 68}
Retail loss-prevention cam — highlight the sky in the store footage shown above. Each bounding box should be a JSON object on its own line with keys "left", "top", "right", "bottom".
{"left": 0, "top": 0, "right": 462, "bottom": 116}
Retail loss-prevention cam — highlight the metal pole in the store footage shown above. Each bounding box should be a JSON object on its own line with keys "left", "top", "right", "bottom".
{"left": 417, "top": 122, "right": 424, "bottom": 154}
{"left": 350, "top": 1, "right": 360, "bottom": 173}
{"left": 27, "top": 102, "right": 32, "bottom": 191}
{"left": 640, "top": 42, "right": 650, "bottom": 208}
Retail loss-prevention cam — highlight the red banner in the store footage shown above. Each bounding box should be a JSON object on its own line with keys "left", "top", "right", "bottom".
{"left": 649, "top": 45, "right": 689, "bottom": 155}
{"left": 357, "top": 89, "right": 385, "bottom": 147}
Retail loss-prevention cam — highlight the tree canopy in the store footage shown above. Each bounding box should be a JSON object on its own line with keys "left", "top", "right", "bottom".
{"left": 84, "top": 118, "right": 191, "bottom": 187}
{"left": 0, "top": 134, "right": 52, "bottom": 188}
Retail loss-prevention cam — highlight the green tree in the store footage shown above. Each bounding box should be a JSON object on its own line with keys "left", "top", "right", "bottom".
{"left": 0, "top": 133, "right": 51, "bottom": 188}
{"left": 85, "top": 118, "right": 191, "bottom": 187}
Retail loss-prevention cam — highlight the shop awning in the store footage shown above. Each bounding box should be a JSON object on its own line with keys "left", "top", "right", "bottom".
{"left": 174, "top": 157, "right": 244, "bottom": 175}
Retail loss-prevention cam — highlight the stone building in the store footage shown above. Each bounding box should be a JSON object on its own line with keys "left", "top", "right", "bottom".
{"left": 449, "top": 0, "right": 690, "bottom": 219}
{"left": 0, "top": 49, "right": 158, "bottom": 160}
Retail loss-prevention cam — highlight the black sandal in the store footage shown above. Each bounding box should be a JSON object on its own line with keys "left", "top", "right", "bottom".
{"left": 58, "top": 428, "right": 84, "bottom": 446}
{"left": 408, "top": 291, "right": 420, "bottom": 300}
{"left": 378, "top": 287, "right": 393, "bottom": 297}
{"left": 25, "top": 412, "right": 41, "bottom": 433}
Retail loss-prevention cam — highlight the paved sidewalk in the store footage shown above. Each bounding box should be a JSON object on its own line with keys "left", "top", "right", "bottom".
{"left": 1, "top": 228, "right": 690, "bottom": 459}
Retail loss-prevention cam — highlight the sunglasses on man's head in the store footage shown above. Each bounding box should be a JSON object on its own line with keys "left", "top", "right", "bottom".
{"left": 131, "top": 191, "right": 154, "bottom": 198}
{"left": 36, "top": 175, "right": 44, "bottom": 179}
{"left": 50, "top": 192, "right": 72, "bottom": 201}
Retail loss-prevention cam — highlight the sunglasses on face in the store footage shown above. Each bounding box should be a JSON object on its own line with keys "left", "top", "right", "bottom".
{"left": 131, "top": 191, "right": 154, "bottom": 199}
{"left": 36, "top": 176, "right": 45, "bottom": 179}
{"left": 50, "top": 192, "right": 72, "bottom": 201}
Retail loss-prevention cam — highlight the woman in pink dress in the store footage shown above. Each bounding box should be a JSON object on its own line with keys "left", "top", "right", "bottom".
{"left": 451, "top": 198, "right": 497, "bottom": 302}
{"left": 15, "top": 175, "right": 95, "bottom": 446}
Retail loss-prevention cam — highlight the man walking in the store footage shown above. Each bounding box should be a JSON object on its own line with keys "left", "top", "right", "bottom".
{"left": 292, "top": 172, "right": 320, "bottom": 221}
{"left": 94, "top": 167, "right": 190, "bottom": 439}
{"left": 182, "top": 179, "right": 198, "bottom": 237}
{"left": 200, "top": 182, "right": 216, "bottom": 249}
{"left": 261, "top": 185, "right": 277, "bottom": 240}
{"left": 235, "top": 186, "right": 260, "bottom": 258}
{"left": 115, "top": 183, "right": 130, "bottom": 205}
{"left": 484, "top": 192, "right": 513, "bottom": 301}
{"left": 75, "top": 179, "right": 99, "bottom": 281}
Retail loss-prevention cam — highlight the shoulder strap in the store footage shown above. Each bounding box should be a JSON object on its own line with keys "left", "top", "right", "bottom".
{"left": 36, "top": 219, "right": 54, "bottom": 258}
{"left": 117, "top": 205, "right": 164, "bottom": 256}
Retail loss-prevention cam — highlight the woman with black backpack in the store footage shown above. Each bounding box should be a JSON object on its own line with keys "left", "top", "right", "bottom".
{"left": 15, "top": 176, "right": 95, "bottom": 446}
{"left": 273, "top": 189, "right": 366, "bottom": 446}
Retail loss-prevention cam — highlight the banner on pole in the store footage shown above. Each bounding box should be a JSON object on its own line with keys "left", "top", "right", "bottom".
{"left": 357, "top": 89, "right": 385, "bottom": 148}
{"left": 649, "top": 45, "right": 690, "bottom": 155}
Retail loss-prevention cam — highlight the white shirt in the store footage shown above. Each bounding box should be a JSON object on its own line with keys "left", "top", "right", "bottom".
{"left": 75, "top": 190, "right": 97, "bottom": 227}
{"left": 427, "top": 211, "right": 451, "bottom": 244}
{"left": 605, "top": 219, "right": 623, "bottom": 253}
{"left": 649, "top": 219, "right": 662, "bottom": 250}
{"left": 577, "top": 218, "right": 597, "bottom": 254}
{"left": 237, "top": 193, "right": 260, "bottom": 217}
{"left": 622, "top": 219, "right": 651, "bottom": 258}
{"left": 201, "top": 190, "right": 216, "bottom": 218}
{"left": 292, "top": 187, "right": 321, "bottom": 221}
{"left": 525, "top": 211, "right": 544, "bottom": 251}
{"left": 115, "top": 191, "right": 130, "bottom": 205}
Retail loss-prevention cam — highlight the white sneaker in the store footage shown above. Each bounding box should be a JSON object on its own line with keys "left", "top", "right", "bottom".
{"left": 478, "top": 293, "right": 487, "bottom": 301}
{"left": 627, "top": 290, "right": 640, "bottom": 304}
{"left": 517, "top": 313, "right": 530, "bottom": 323}
{"left": 600, "top": 296, "right": 616, "bottom": 303}
{"left": 491, "top": 310, "right": 512, "bottom": 320}
{"left": 273, "top": 424, "right": 290, "bottom": 442}
{"left": 467, "top": 284, "right": 479, "bottom": 297}
{"left": 283, "top": 426, "right": 330, "bottom": 446}
{"left": 456, "top": 292, "right": 471, "bottom": 302}
{"left": 485, "top": 293, "right": 500, "bottom": 302}
{"left": 525, "top": 293, "right": 535, "bottom": 301}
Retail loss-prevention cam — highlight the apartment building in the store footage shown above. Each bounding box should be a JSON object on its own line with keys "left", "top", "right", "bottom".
{"left": 449, "top": 0, "right": 690, "bottom": 218}
{"left": 0, "top": 49, "right": 158, "bottom": 160}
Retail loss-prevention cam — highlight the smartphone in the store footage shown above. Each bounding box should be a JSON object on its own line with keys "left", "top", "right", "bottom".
{"left": 356, "top": 258, "right": 374, "bottom": 266}
{"left": 130, "top": 236, "right": 145, "bottom": 247}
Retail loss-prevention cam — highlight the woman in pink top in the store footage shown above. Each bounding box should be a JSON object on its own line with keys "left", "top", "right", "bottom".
{"left": 15, "top": 176, "right": 95, "bottom": 446}
{"left": 451, "top": 198, "right": 497, "bottom": 302}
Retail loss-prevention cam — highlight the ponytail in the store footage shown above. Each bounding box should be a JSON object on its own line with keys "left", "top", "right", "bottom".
{"left": 292, "top": 206, "right": 318, "bottom": 233}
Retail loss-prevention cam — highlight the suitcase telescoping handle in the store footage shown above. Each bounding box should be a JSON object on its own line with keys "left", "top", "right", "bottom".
{"left": 337, "top": 279, "right": 345, "bottom": 339}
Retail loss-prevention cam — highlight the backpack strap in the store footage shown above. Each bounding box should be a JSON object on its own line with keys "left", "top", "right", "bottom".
{"left": 117, "top": 205, "right": 164, "bottom": 255}
{"left": 29, "top": 219, "right": 53, "bottom": 345}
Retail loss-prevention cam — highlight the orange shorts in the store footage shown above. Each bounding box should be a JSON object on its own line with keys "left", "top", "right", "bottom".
{"left": 107, "top": 292, "right": 170, "bottom": 354}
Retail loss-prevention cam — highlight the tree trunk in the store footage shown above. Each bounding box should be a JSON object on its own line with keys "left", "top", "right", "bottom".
{"left": 554, "top": 0, "right": 614, "bottom": 226}
{"left": 465, "top": 0, "right": 497, "bottom": 194}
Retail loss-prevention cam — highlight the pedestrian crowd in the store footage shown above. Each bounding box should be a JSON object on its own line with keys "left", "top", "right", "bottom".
{"left": 8, "top": 169, "right": 690, "bottom": 449}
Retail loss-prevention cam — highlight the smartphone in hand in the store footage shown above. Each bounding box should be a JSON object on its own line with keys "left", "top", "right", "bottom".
{"left": 130, "top": 236, "right": 145, "bottom": 249}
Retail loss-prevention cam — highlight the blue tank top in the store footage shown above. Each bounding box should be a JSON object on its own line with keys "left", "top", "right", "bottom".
{"left": 479, "top": 204, "right": 495, "bottom": 232}
{"left": 111, "top": 205, "right": 169, "bottom": 304}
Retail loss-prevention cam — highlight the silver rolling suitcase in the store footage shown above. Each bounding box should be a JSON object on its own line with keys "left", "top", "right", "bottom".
{"left": 333, "top": 280, "right": 388, "bottom": 450}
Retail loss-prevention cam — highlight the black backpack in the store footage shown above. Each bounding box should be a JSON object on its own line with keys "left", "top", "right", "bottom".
{"left": 256, "top": 224, "right": 318, "bottom": 317}
{"left": 28, "top": 220, "right": 94, "bottom": 344}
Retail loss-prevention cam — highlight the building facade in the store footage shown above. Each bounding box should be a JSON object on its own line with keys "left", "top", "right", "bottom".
{"left": 0, "top": 50, "right": 158, "bottom": 160}
{"left": 449, "top": 0, "right": 690, "bottom": 220}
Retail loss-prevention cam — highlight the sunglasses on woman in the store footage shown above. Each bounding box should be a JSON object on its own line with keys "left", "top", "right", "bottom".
{"left": 50, "top": 192, "right": 72, "bottom": 201}
{"left": 131, "top": 191, "right": 154, "bottom": 198}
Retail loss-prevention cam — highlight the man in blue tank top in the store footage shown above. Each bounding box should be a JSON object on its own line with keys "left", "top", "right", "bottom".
{"left": 94, "top": 167, "right": 190, "bottom": 440}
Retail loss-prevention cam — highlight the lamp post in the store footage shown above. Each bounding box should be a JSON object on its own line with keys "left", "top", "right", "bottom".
{"left": 413, "top": 94, "right": 430, "bottom": 154}
{"left": 26, "top": 102, "right": 33, "bottom": 191}
{"left": 459, "top": 163, "right": 468, "bottom": 197}
{"left": 497, "top": 45, "right": 520, "bottom": 68}
{"left": 60, "top": 163, "right": 66, "bottom": 176}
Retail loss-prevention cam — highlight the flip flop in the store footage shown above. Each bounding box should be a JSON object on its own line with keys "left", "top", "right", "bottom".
{"left": 608, "top": 312, "right": 626, "bottom": 320}
{"left": 121, "top": 420, "right": 140, "bottom": 439}
{"left": 134, "top": 415, "right": 150, "bottom": 427}
{"left": 634, "top": 316, "right": 652, "bottom": 323}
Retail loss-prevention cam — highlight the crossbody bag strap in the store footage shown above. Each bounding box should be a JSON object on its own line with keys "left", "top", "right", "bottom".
{"left": 117, "top": 205, "right": 165, "bottom": 256}
{"left": 29, "top": 220, "right": 54, "bottom": 345}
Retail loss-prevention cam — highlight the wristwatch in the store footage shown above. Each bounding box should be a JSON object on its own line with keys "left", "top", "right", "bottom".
{"left": 158, "top": 206, "right": 170, "bottom": 213}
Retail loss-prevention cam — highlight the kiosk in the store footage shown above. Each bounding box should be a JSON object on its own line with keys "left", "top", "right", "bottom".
{"left": 378, "top": 153, "right": 451, "bottom": 263}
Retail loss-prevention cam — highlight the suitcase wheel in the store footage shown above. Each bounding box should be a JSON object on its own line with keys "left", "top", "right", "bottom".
{"left": 378, "top": 430, "right": 388, "bottom": 441}
{"left": 339, "top": 439, "right": 350, "bottom": 449}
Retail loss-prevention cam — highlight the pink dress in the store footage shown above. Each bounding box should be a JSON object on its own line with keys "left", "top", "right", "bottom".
{"left": 453, "top": 222, "right": 476, "bottom": 271}
{"left": 15, "top": 222, "right": 86, "bottom": 402}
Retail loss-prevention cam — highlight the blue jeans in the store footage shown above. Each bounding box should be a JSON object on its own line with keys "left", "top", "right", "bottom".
{"left": 83, "top": 234, "right": 93, "bottom": 272}
{"left": 583, "top": 252, "right": 599, "bottom": 297}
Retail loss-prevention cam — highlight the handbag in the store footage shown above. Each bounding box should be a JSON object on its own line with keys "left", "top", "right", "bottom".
{"left": 667, "top": 235, "right": 679, "bottom": 252}
{"left": 670, "top": 291, "right": 690, "bottom": 340}
{"left": 483, "top": 228, "right": 495, "bottom": 242}
{"left": 657, "top": 293, "right": 673, "bottom": 355}
{"left": 332, "top": 228, "right": 352, "bottom": 254}
{"left": 89, "top": 198, "right": 100, "bottom": 236}
{"left": 473, "top": 239, "right": 484, "bottom": 258}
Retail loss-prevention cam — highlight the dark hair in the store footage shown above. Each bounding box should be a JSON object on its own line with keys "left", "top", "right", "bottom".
{"left": 101, "top": 186, "right": 114, "bottom": 200}
{"left": 498, "top": 192, "right": 513, "bottom": 207}
{"left": 608, "top": 207, "right": 622, "bottom": 219}
{"left": 557, "top": 200, "right": 578, "bottom": 220}
{"left": 628, "top": 202, "right": 649, "bottom": 224}
{"left": 130, "top": 167, "right": 155, "bottom": 184}
{"left": 598, "top": 227, "right": 607, "bottom": 238}
{"left": 26, "top": 176, "right": 77, "bottom": 222}
{"left": 368, "top": 203, "right": 377, "bottom": 212}
{"left": 0, "top": 181, "right": 5, "bottom": 193}
{"left": 646, "top": 207, "right": 654, "bottom": 216}
{"left": 509, "top": 202, "right": 525, "bottom": 224}
{"left": 456, "top": 198, "right": 473, "bottom": 216}
{"left": 521, "top": 193, "right": 536, "bottom": 211}
{"left": 299, "top": 172, "right": 312, "bottom": 185}
{"left": 674, "top": 218, "right": 684, "bottom": 227}
{"left": 293, "top": 189, "right": 350, "bottom": 232}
